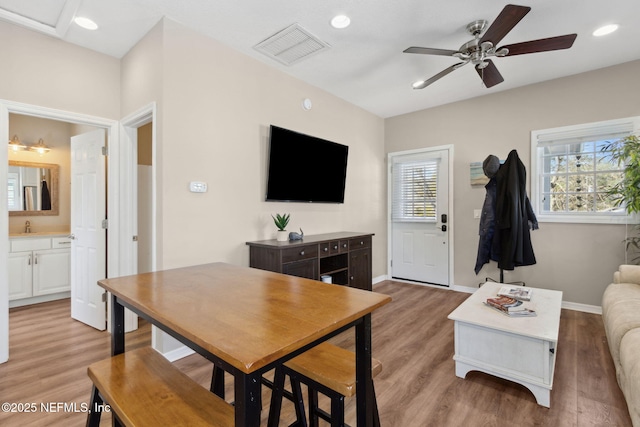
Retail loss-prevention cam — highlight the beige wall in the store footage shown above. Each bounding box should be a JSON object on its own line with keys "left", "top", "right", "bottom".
{"left": 0, "top": 21, "right": 120, "bottom": 119}
{"left": 385, "top": 60, "right": 640, "bottom": 306}
{"left": 121, "top": 19, "right": 386, "bottom": 275}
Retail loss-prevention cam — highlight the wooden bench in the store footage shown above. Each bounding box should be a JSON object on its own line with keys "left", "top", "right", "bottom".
{"left": 86, "top": 346, "right": 234, "bottom": 427}
{"left": 267, "top": 342, "right": 382, "bottom": 427}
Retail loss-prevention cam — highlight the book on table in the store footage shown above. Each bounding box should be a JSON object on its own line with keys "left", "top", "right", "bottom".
{"left": 497, "top": 285, "right": 532, "bottom": 301}
{"left": 484, "top": 296, "right": 537, "bottom": 317}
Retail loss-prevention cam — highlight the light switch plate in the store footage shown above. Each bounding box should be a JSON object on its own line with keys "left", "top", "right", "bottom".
{"left": 474, "top": 209, "right": 481, "bottom": 219}
{"left": 189, "top": 181, "right": 207, "bottom": 193}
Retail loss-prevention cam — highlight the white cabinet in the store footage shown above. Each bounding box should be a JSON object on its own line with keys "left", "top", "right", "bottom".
{"left": 8, "top": 235, "right": 71, "bottom": 305}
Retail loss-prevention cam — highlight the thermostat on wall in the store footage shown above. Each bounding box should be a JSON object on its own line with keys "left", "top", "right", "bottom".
{"left": 189, "top": 181, "right": 208, "bottom": 193}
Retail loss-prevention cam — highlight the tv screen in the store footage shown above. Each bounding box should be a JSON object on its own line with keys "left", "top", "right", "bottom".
{"left": 266, "top": 125, "right": 348, "bottom": 203}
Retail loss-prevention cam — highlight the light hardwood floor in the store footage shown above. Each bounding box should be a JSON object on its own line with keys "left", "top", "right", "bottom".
{"left": 0, "top": 281, "right": 632, "bottom": 426}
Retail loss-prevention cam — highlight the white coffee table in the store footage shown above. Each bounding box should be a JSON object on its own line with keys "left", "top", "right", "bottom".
{"left": 448, "top": 282, "right": 562, "bottom": 407}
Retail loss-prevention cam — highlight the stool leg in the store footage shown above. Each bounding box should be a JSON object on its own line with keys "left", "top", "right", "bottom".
{"left": 290, "top": 373, "right": 308, "bottom": 427}
{"left": 85, "top": 385, "right": 102, "bottom": 427}
{"left": 308, "top": 387, "right": 319, "bottom": 427}
{"left": 267, "top": 367, "right": 286, "bottom": 427}
{"left": 372, "top": 381, "right": 381, "bottom": 427}
{"left": 330, "top": 395, "right": 345, "bottom": 427}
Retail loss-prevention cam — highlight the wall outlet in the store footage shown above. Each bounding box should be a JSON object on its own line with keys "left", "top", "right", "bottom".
{"left": 189, "top": 181, "right": 207, "bottom": 193}
{"left": 473, "top": 209, "right": 481, "bottom": 219}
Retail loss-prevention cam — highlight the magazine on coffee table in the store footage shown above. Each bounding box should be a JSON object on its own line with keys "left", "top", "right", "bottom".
{"left": 483, "top": 301, "right": 537, "bottom": 317}
{"left": 497, "top": 285, "right": 532, "bottom": 301}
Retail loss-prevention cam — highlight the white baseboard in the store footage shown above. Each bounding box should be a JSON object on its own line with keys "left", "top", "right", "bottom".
{"left": 161, "top": 345, "right": 195, "bottom": 362}
{"left": 377, "top": 275, "right": 603, "bottom": 314}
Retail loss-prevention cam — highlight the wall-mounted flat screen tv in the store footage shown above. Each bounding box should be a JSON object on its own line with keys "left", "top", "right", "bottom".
{"left": 266, "top": 125, "right": 348, "bottom": 203}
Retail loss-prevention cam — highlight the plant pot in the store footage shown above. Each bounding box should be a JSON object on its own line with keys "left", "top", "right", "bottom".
{"left": 276, "top": 230, "right": 289, "bottom": 242}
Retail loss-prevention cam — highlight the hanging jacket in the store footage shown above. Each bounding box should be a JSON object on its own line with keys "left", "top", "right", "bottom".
{"left": 474, "top": 176, "right": 497, "bottom": 274}
{"left": 493, "top": 149, "right": 538, "bottom": 271}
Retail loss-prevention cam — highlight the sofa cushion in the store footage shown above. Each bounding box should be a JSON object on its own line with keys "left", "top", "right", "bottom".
{"left": 619, "top": 328, "right": 640, "bottom": 427}
{"left": 615, "top": 265, "right": 640, "bottom": 285}
{"left": 603, "top": 283, "right": 640, "bottom": 321}
{"left": 602, "top": 283, "right": 640, "bottom": 381}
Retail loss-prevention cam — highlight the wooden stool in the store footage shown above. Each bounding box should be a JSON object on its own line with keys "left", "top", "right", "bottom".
{"left": 267, "top": 342, "right": 383, "bottom": 427}
{"left": 86, "top": 346, "right": 234, "bottom": 427}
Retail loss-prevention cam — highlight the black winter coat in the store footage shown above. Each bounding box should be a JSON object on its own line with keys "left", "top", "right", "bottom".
{"left": 493, "top": 150, "right": 538, "bottom": 271}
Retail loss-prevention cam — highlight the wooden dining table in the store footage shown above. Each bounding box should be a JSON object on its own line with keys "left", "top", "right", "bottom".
{"left": 98, "top": 262, "right": 391, "bottom": 426}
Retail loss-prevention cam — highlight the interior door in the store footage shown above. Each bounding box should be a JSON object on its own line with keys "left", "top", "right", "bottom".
{"left": 390, "top": 149, "right": 450, "bottom": 286}
{"left": 70, "top": 129, "right": 107, "bottom": 330}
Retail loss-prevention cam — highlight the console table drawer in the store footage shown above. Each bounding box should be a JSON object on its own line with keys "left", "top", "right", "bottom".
{"left": 320, "top": 241, "right": 344, "bottom": 258}
{"left": 349, "top": 236, "right": 371, "bottom": 250}
{"left": 282, "top": 245, "right": 318, "bottom": 263}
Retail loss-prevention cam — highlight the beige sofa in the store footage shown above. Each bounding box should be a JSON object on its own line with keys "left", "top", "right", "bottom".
{"left": 602, "top": 265, "right": 640, "bottom": 426}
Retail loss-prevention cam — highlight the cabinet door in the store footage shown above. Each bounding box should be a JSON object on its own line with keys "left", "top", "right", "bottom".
{"left": 33, "top": 249, "right": 71, "bottom": 296}
{"left": 8, "top": 252, "right": 33, "bottom": 300}
{"left": 282, "top": 259, "right": 318, "bottom": 280}
{"left": 349, "top": 248, "right": 372, "bottom": 291}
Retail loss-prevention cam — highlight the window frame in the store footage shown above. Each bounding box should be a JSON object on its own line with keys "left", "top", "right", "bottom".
{"left": 391, "top": 154, "right": 440, "bottom": 223}
{"left": 531, "top": 116, "right": 640, "bottom": 224}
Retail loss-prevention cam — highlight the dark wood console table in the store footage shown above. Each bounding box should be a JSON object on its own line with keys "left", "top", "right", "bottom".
{"left": 246, "top": 232, "right": 374, "bottom": 290}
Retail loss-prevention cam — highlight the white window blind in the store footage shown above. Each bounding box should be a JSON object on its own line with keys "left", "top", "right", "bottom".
{"left": 392, "top": 158, "right": 439, "bottom": 222}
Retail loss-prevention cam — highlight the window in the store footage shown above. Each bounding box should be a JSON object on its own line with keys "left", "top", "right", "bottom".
{"left": 531, "top": 116, "right": 640, "bottom": 224}
{"left": 7, "top": 173, "right": 19, "bottom": 211}
{"left": 391, "top": 156, "right": 439, "bottom": 222}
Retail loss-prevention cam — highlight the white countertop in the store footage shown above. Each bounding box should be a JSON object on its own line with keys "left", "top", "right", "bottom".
{"left": 9, "top": 231, "right": 70, "bottom": 238}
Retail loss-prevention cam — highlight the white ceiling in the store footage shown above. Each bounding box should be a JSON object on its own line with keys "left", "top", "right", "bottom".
{"left": 1, "top": 0, "right": 639, "bottom": 118}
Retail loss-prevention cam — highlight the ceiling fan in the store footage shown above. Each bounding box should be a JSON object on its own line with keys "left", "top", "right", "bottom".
{"left": 404, "top": 4, "right": 577, "bottom": 89}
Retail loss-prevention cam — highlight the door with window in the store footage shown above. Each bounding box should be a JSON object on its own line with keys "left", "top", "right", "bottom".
{"left": 390, "top": 149, "right": 450, "bottom": 286}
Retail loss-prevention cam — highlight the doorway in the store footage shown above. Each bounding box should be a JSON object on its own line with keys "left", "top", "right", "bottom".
{"left": 0, "top": 100, "right": 155, "bottom": 363}
{"left": 388, "top": 146, "right": 454, "bottom": 286}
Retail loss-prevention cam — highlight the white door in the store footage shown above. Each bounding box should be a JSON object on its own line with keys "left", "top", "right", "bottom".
{"left": 70, "top": 129, "right": 107, "bottom": 330}
{"left": 390, "top": 149, "right": 450, "bottom": 286}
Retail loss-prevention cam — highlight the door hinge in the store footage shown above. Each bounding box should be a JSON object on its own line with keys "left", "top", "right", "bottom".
{"left": 101, "top": 146, "right": 108, "bottom": 156}
{"left": 390, "top": 259, "right": 393, "bottom": 267}
{"left": 101, "top": 292, "right": 107, "bottom": 303}
{"left": 102, "top": 219, "right": 108, "bottom": 229}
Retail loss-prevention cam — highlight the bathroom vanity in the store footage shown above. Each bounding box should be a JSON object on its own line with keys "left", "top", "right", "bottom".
{"left": 8, "top": 232, "right": 71, "bottom": 308}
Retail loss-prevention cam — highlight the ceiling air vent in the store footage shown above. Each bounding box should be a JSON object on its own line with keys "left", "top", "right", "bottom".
{"left": 254, "top": 23, "right": 330, "bottom": 66}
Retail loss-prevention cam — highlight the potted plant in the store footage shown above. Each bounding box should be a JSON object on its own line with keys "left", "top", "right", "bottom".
{"left": 605, "top": 134, "right": 640, "bottom": 261}
{"left": 272, "top": 213, "right": 290, "bottom": 242}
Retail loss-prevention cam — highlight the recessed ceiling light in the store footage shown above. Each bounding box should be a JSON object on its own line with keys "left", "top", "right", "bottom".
{"left": 331, "top": 15, "right": 351, "bottom": 29}
{"left": 593, "top": 24, "right": 618, "bottom": 37}
{"left": 74, "top": 16, "right": 98, "bottom": 30}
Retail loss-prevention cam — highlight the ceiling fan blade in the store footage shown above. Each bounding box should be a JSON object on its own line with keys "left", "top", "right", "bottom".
{"left": 476, "top": 60, "right": 504, "bottom": 88}
{"left": 404, "top": 47, "right": 459, "bottom": 56}
{"left": 500, "top": 34, "right": 577, "bottom": 56}
{"left": 413, "top": 63, "right": 465, "bottom": 89}
{"left": 480, "top": 4, "right": 531, "bottom": 46}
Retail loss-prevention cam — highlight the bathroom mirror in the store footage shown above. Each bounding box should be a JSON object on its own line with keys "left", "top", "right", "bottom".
{"left": 8, "top": 161, "right": 59, "bottom": 216}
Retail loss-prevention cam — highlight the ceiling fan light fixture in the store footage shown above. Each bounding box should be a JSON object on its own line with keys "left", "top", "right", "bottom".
{"left": 593, "top": 24, "right": 618, "bottom": 37}
{"left": 74, "top": 16, "right": 99, "bottom": 31}
{"left": 412, "top": 80, "right": 426, "bottom": 89}
{"left": 330, "top": 15, "right": 351, "bottom": 29}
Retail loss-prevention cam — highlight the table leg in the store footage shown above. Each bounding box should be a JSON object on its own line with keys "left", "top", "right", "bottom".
{"left": 234, "top": 371, "right": 262, "bottom": 427}
{"left": 210, "top": 365, "right": 225, "bottom": 399}
{"left": 111, "top": 294, "right": 125, "bottom": 356}
{"left": 355, "top": 314, "right": 374, "bottom": 426}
